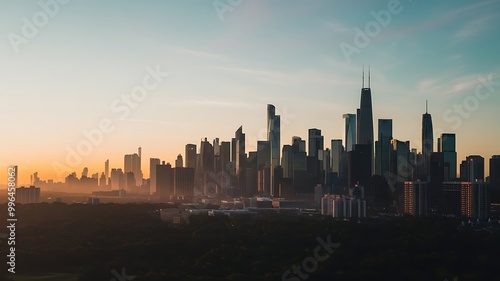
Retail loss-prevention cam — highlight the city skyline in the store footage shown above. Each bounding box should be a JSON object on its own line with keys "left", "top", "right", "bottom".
{"left": 1, "top": 0, "right": 500, "bottom": 185}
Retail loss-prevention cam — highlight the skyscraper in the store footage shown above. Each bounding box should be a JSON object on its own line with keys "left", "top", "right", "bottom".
{"left": 343, "top": 114, "right": 357, "bottom": 152}
{"left": 375, "top": 119, "right": 392, "bottom": 176}
{"left": 422, "top": 101, "right": 434, "bottom": 180}
{"left": 149, "top": 158, "right": 160, "bottom": 194}
{"left": 308, "top": 128, "right": 323, "bottom": 157}
{"left": 185, "top": 144, "right": 197, "bottom": 168}
{"left": 175, "top": 154, "right": 183, "bottom": 168}
{"left": 331, "top": 139, "right": 343, "bottom": 175}
{"left": 124, "top": 149, "right": 142, "bottom": 187}
{"left": 104, "top": 159, "right": 109, "bottom": 185}
{"left": 357, "top": 67, "right": 374, "bottom": 174}
{"left": 235, "top": 126, "right": 246, "bottom": 194}
{"left": 267, "top": 104, "right": 281, "bottom": 167}
{"left": 460, "top": 155, "right": 484, "bottom": 182}
{"left": 440, "top": 133, "right": 457, "bottom": 180}
{"left": 490, "top": 155, "right": 500, "bottom": 189}
{"left": 404, "top": 181, "right": 428, "bottom": 217}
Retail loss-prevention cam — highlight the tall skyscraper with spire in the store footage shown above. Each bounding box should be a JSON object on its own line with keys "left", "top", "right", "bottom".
{"left": 422, "top": 101, "right": 434, "bottom": 180}
{"left": 357, "top": 66, "right": 374, "bottom": 174}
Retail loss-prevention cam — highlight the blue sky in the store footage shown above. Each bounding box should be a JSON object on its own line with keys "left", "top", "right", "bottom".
{"left": 1, "top": 0, "right": 499, "bottom": 183}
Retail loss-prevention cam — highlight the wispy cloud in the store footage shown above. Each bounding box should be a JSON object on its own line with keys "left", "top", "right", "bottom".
{"left": 325, "top": 20, "right": 350, "bottom": 33}
{"left": 173, "top": 98, "right": 256, "bottom": 108}
{"left": 453, "top": 15, "right": 494, "bottom": 43}
{"left": 416, "top": 73, "right": 484, "bottom": 97}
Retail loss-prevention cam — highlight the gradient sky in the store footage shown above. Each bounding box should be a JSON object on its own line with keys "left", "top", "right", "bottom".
{"left": 1, "top": 0, "right": 500, "bottom": 185}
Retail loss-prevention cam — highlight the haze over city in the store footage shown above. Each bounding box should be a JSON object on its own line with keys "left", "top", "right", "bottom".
{"left": 1, "top": 0, "right": 500, "bottom": 185}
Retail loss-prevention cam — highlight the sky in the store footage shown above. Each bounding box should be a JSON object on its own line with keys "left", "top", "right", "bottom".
{"left": 1, "top": 0, "right": 500, "bottom": 185}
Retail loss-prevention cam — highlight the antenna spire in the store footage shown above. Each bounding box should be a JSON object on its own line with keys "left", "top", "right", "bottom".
{"left": 426, "top": 100, "right": 428, "bottom": 114}
{"left": 362, "top": 66, "right": 364, "bottom": 88}
{"left": 368, "top": 65, "right": 371, "bottom": 88}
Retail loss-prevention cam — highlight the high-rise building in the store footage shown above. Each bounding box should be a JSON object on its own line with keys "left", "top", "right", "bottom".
{"left": 257, "top": 141, "right": 271, "bottom": 168}
{"left": 348, "top": 144, "right": 371, "bottom": 188}
{"left": 124, "top": 148, "right": 142, "bottom": 186}
{"left": 422, "top": 101, "right": 434, "bottom": 180}
{"left": 461, "top": 182, "right": 490, "bottom": 219}
{"left": 267, "top": 104, "right": 281, "bottom": 167}
{"left": 343, "top": 114, "right": 357, "bottom": 153}
{"left": 175, "top": 154, "right": 183, "bottom": 168}
{"left": 375, "top": 119, "right": 392, "bottom": 176}
{"left": 156, "top": 161, "right": 174, "bottom": 201}
{"left": 220, "top": 141, "right": 231, "bottom": 173}
{"left": 104, "top": 159, "right": 109, "bottom": 185}
{"left": 308, "top": 128, "right": 324, "bottom": 157}
{"left": 404, "top": 181, "right": 428, "bottom": 217}
{"left": 185, "top": 144, "right": 197, "bottom": 169}
{"left": 490, "top": 155, "right": 500, "bottom": 190}
{"left": 292, "top": 136, "right": 306, "bottom": 152}
{"left": 460, "top": 155, "right": 484, "bottom": 182}
{"left": 110, "top": 168, "right": 124, "bottom": 190}
{"left": 16, "top": 186, "right": 41, "bottom": 204}
{"left": 357, "top": 67, "right": 374, "bottom": 174}
{"left": 174, "top": 167, "right": 195, "bottom": 197}
{"left": 281, "top": 145, "right": 293, "bottom": 179}
{"left": 149, "top": 158, "right": 160, "bottom": 194}
{"left": 235, "top": 126, "right": 246, "bottom": 194}
{"left": 440, "top": 133, "right": 457, "bottom": 180}
{"left": 331, "top": 139, "right": 343, "bottom": 175}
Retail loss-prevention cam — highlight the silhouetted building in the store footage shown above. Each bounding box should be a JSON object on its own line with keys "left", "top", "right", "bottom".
{"left": 281, "top": 145, "right": 293, "bottom": 179}
{"left": 439, "top": 133, "right": 457, "bottom": 180}
{"left": 404, "top": 181, "right": 428, "bottom": 217}
{"left": 110, "top": 168, "right": 124, "bottom": 190}
{"left": 124, "top": 148, "right": 142, "bottom": 186}
{"left": 157, "top": 162, "right": 174, "bottom": 201}
{"left": 441, "top": 182, "right": 463, "bottom": 216}
{"left": 375, "top": 119, "right": 392, "bottom": 177}
{"left": 331, "top": 139, "right": 343, "bottom": 175}
{"left": 461, "top": 182, "right": 490, "bottom": 219}
{"left": 460, "top": 155, "right": 484, "bottom": 182}
{"left": 174, "top": 167, "right": 195, "bottom": 197}
{"left": 490, "top": 155, "right": 500, "bottom": 202}
{"left": 104, "top": 159, "right": 109, "bottom": 185}
{"left": 357, "top": 68, "right": 374, "bottom": 175}
{"left": 185, "top": 144, "right": 197, "bottom": 168}
{"left": 343, "top": 114, "right": 357, "bottom": 152}
{"left": 16, "top": 186, "right": 41, "bottom": 204}
{"left": 308, "top": 128, "right": 324, "bottom": 157}
{"left": 348, "top": 144, "right": 371, "bottom": 188}
{"left": 175, "top": 154, "right": 183, "bottom": 168}
{"left": 149, "top": 158, "right": 160, "bottom": 195}
{"left": 421, "top": 101, "right": 434, "bottom": 181}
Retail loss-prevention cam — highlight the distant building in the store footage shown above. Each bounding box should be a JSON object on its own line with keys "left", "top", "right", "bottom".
{"left": 404, "top": 181, "right": 428, "bottom": 217}
{"left": 16, "top": 186, "right": 41, "bottom": 204}
{"left": 461, "top": 182, "right": 490, "bottom": 219}
{"left": 321, "top": 194, "right": 366, "bottom": 219}
{"left": 149, "top": 158, "right": 161, "bottom": 195}
{"left": 171, "top": 154, "right": 182, "bottom": 168}
{"left": 438, "top": 133, "right": 457, "bottom": 180}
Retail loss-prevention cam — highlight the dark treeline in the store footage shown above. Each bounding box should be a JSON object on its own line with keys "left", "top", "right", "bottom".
{"left": 0, "top": 203, "right": 499, "bottom": 281}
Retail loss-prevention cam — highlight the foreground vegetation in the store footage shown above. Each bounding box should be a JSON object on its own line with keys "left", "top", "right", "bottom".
{"left": 0, "top": 203, "right": 498, "bottom": 281}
